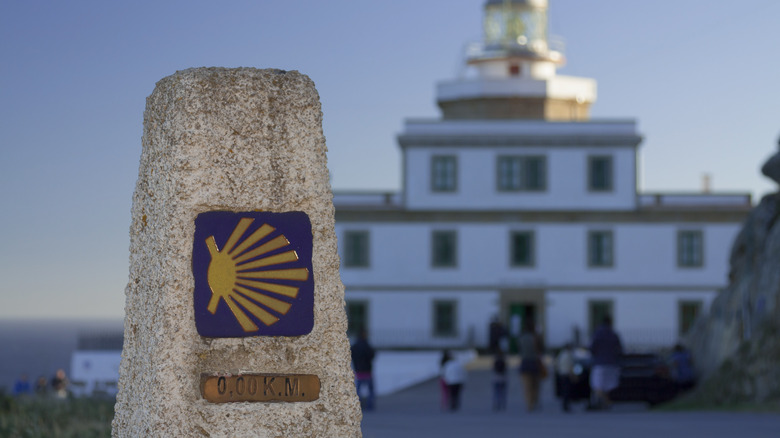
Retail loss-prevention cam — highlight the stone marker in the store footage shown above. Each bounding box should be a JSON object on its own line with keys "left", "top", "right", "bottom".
{"left": 113, "top": 67, "right": 362, "bottom": 437}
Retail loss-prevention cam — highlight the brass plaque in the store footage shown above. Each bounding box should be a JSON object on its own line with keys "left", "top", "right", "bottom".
{"left": 201, "top": 373, "right": 320, "bottom": 403}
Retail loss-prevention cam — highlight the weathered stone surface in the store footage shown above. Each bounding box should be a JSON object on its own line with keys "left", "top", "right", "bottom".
{"left": 684, "top": 319, "right": 780, "bottom": 406}
{"left": 112, "top": 68, "right": 361, "bottom": 437}
{"left": 686, "top": 145, "right": 780, "bottom": 404}
{"left": 688, "top": 193, "right": 780, "bottom": 377}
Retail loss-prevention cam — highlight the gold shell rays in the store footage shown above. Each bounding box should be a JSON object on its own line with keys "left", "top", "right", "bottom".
{"left": 205, "top": 217, "right": 309, "bottom": 332}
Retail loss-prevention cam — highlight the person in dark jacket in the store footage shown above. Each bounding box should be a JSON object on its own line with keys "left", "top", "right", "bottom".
{"left": 669, "top": 343, "right": 696, "bottom": 391}
{"left": 589, "top": 316, "right": 623, "bottom": 409}
{"left": 351, "top": 330, "right": 376, "bottom": 411}
{"left": 488, "top": 316, "right": 507, "bottom": 353}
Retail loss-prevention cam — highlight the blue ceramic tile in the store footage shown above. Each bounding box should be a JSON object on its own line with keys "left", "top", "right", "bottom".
{"left": 193, "top": 211, "right": 314, "bottom": 337}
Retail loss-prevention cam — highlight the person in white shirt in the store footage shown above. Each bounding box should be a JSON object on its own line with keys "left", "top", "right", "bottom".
{"left": 556, "top": 343, "right": 575, "bottom": 412}
{"left": 441, "top": 350, "right": 467, "bottom": 411}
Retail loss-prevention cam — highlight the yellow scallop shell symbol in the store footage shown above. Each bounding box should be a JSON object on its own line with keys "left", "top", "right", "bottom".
{"left": 205, "top": 218, "right": 309, "bottom": 332}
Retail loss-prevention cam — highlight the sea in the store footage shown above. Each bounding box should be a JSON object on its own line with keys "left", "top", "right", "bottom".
{"left": 0, "top": 318, "right": 124, "bottom": 393}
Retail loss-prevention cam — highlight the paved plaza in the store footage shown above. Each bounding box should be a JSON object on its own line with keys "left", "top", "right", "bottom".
{"left": 361, "top": 361, "right": 780, "bottom": 438}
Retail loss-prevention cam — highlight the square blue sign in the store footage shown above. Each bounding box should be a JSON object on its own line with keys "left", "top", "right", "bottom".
{"left": 193, "top": 211, "right": 314, "bottom": 337}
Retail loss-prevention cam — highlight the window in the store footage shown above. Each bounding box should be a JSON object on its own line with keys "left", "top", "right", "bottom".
{"left": 588, "top": 156, "right": 613, "bottom": 191}
{"left": 497, "top": 155, "right": 546, "bottom": 191}
{"left": 433, "top": 300, "right": 457, "bottom": 337}
{"left": 510, "top": 231, "right": 535, "bottom": 267}
{"left": 431, "top": 155, "right": 457, "bottom": 192}
{"left": 432, "top": 230, "right": 457, "bottom": 268}
{"left": 679, "top": 300, "right": 702, "bottom": 336}
{"left": 343, "top": 231, "right": 370, "bottom": 267}
{"left": 509, "top": 64, "right": 521, "bottom": 76}
{"left": 346, "top": 300, "right": 368, "bottom": 337}
{"left": 588, "top": 230, "right": 614, "bottom": 267}
{"left": 589, "top": 300, "right": 614, "bottom": 336}
{"left": 678, "top": 230, "right": 704, "bottom": 267}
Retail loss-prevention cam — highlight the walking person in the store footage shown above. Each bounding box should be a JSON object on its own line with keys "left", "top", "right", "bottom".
{"left": 555, "top": 343, "right": 575, "bottom": 412}
{"left": 518, "top": 319, "right": 544, "bottom": 412}
{"left": 492, "top": 349, "right": 508, "bottom": 411}
{"left": 589, "top": 316, "right": 623, "bottom": 410}
{"left": 488, "top": 316, "right": 507, "bottom": 353}
{"left": 441, "top": 350, "right": 467, "bottom": 411}
{"left": 351, "top": 330, "right": 376, "bottom": 411}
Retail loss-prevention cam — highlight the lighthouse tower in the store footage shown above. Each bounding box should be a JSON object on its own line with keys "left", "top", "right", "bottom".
{"left": 437, "top": 0, "right": 596, "bottom": 120}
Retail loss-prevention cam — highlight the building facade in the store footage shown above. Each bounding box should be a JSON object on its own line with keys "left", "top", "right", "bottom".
{"left": 334, "top": 0, "right": 750, "bottom": 350}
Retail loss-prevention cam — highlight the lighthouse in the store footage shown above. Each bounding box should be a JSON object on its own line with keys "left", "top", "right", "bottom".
{"left": 333, "top": 0, "right": 750, "bottom": 354}
{"left": 438, "top": 0, "right": 596, "bottom": 120}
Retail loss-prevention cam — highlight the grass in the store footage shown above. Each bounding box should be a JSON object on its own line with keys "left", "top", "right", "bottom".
{"left": 0, "top": 392, "right": 114, "bottom": 438}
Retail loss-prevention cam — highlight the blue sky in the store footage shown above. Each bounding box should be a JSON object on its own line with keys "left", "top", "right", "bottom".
{"left": 1, "top": 0, "right": 779, "bottom": 319}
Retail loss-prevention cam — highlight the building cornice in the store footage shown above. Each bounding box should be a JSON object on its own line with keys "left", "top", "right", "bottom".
{"left": 335, "top": 208, "right": 749, "bottom": 223}
{"left": 397, "top": 133, "right": 643, "bottom": 148}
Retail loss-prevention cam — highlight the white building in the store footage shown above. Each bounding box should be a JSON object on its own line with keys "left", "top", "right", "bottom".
{"left": 70, "top": 332, "right": 122, "bottom": 397}
{"left": 334, "top": 0, "right": 750, "bottom": 351}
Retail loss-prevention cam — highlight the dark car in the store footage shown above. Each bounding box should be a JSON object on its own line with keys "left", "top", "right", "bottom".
{"left": 555, "top": 351, "right": 679, "bottom": 406}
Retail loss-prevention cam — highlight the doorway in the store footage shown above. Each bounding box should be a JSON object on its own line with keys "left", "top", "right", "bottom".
{"left": 499, "top": 289, "right": 545, "bottom": 353}
{"left": 507, "top": 303, "right": 537, "bottom": 354}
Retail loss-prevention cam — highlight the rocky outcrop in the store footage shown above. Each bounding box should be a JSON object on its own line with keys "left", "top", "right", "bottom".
{"left": 685, "top": 149, "right": 780, "bottom": 404}
{"left": 689, "top": 319, "right": 780, "bottom": 405}
{"left": 761, "top": 149, "right": 780, "bottom": 185}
